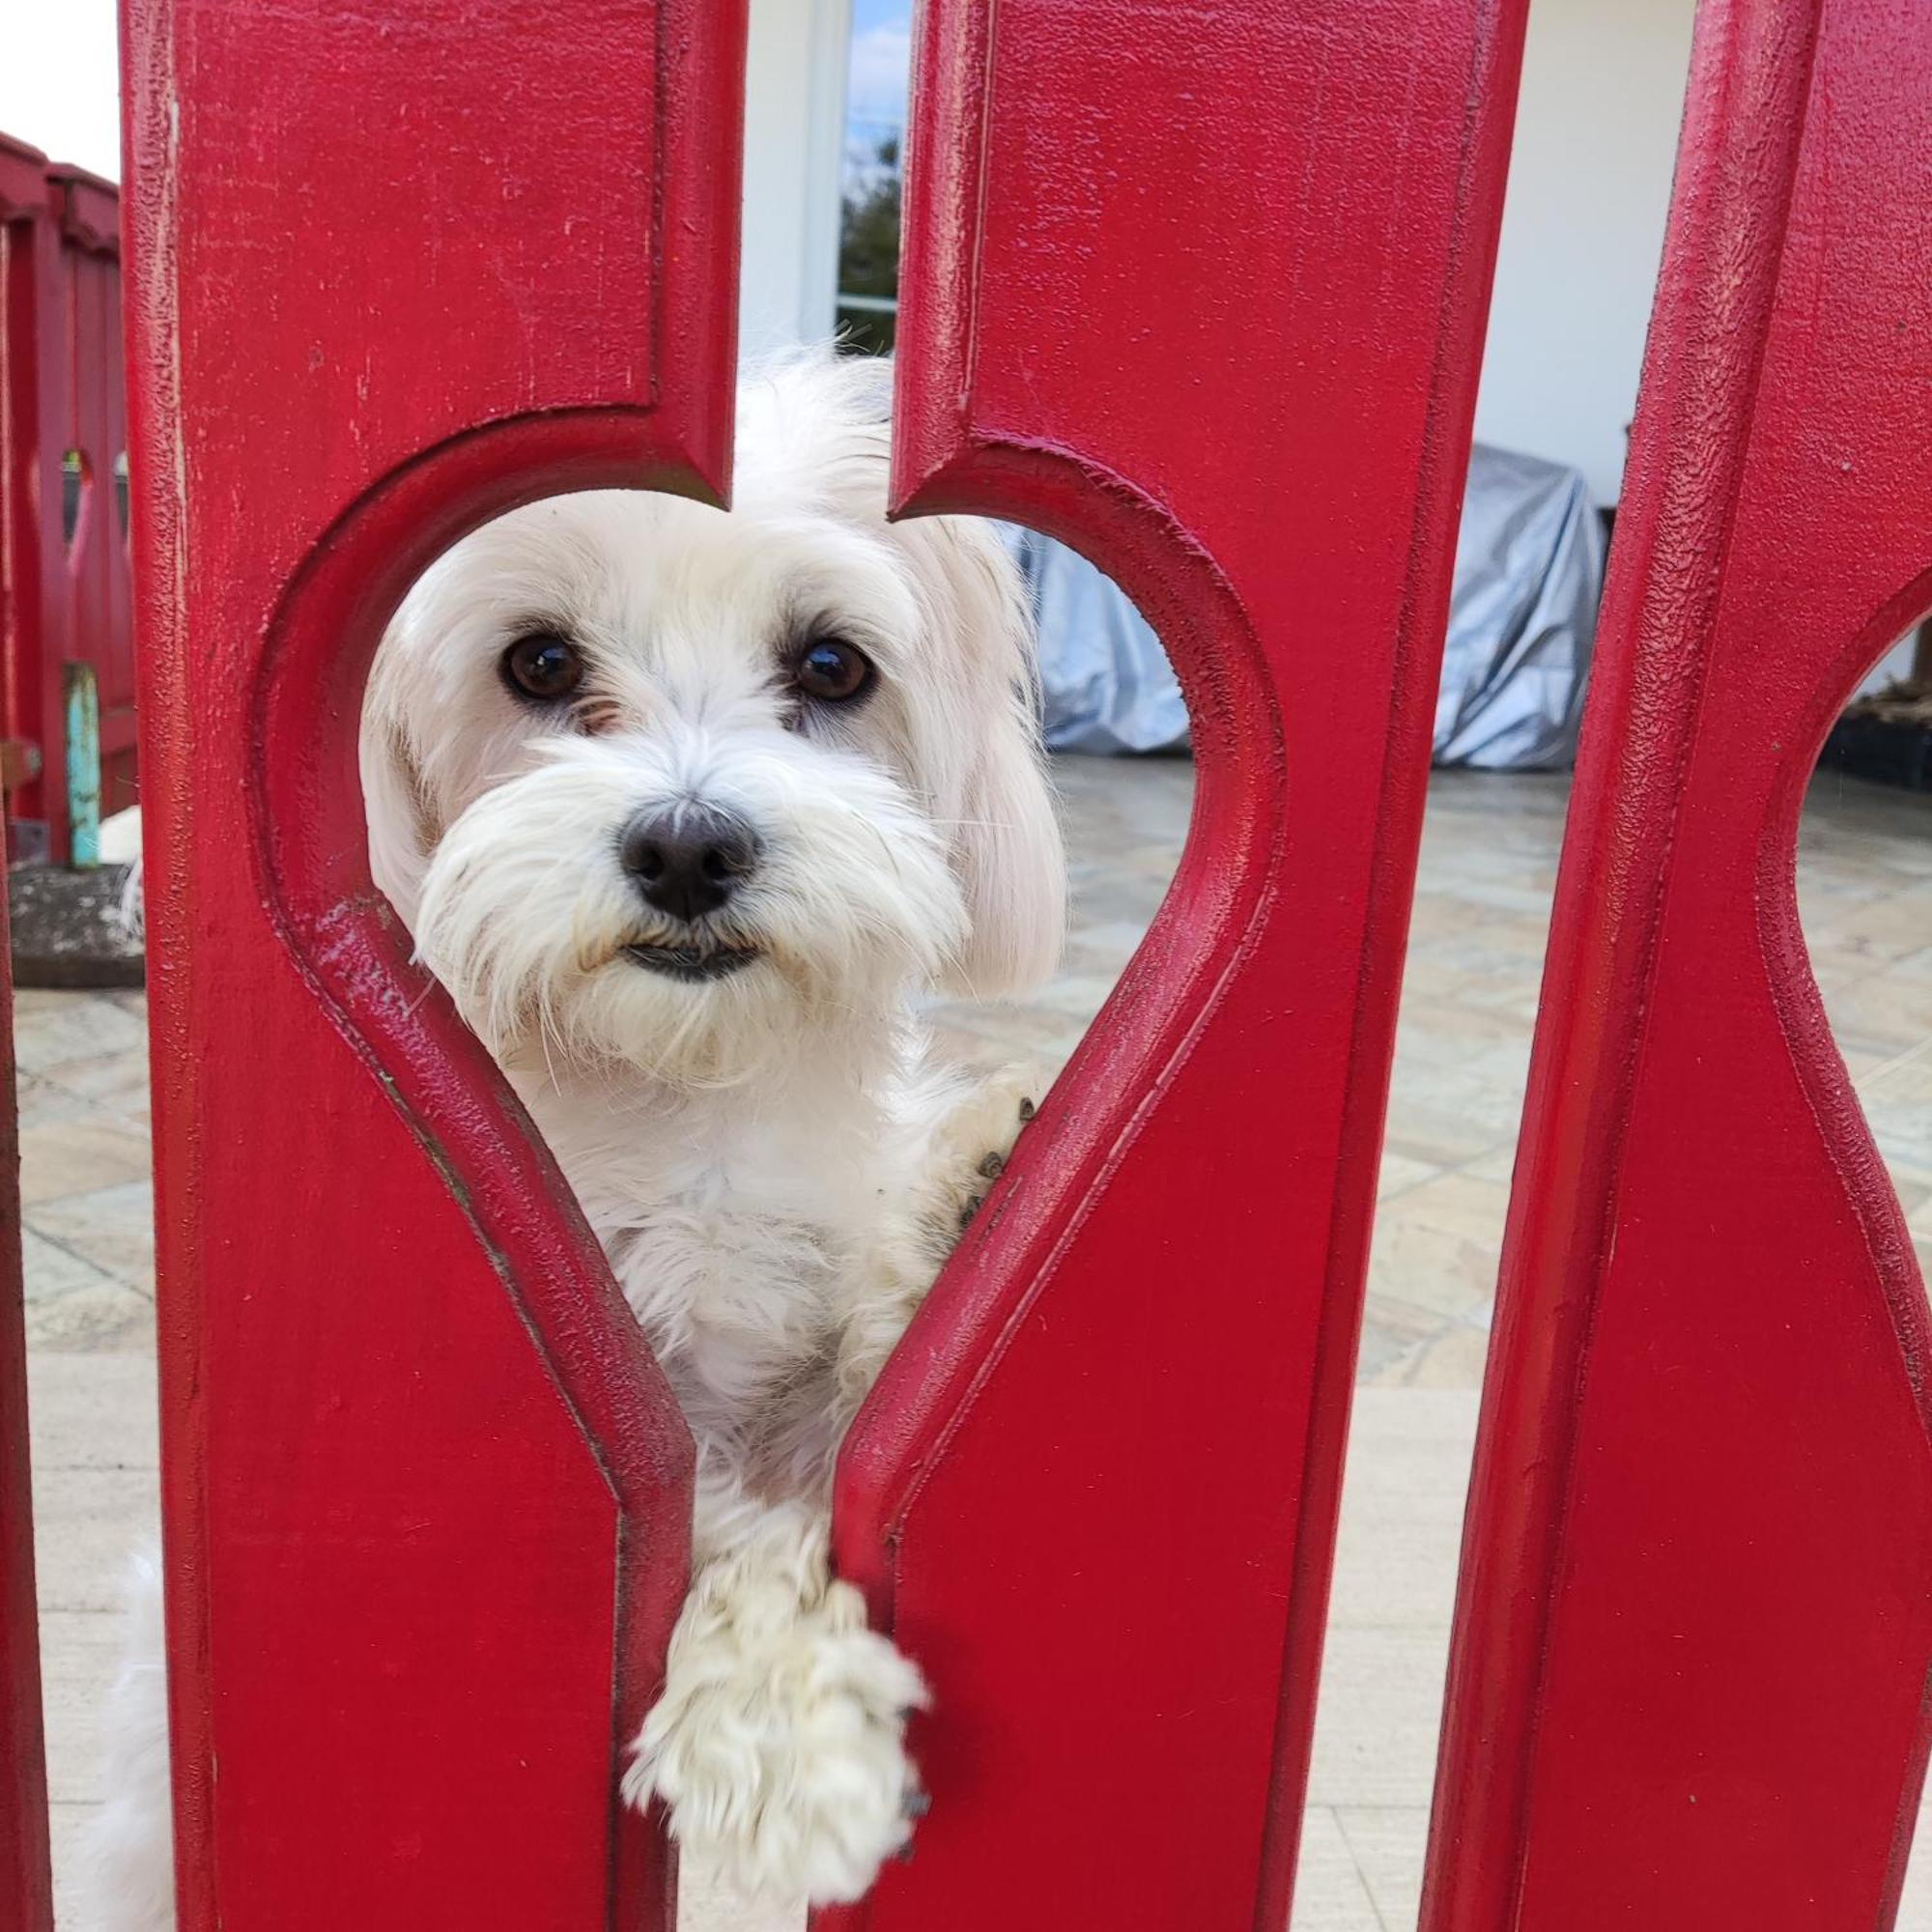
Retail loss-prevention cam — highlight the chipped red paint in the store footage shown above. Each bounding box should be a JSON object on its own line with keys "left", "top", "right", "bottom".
{"left": 1425, "top": 3, "right": 1932, "bottom": 1927}
{"left": 120, "top": 0, "right": 745, "bottom": 1922}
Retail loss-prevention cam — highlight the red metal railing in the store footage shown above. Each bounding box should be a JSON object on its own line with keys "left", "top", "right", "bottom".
{"left": 0, "top": 0, "right": 1892, "bottom": 1924}
{"left": 0, "top": 137, "right": 133, "bottom": 867}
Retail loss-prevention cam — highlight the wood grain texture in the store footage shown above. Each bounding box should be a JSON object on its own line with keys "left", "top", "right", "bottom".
{"left": 120, "top": 1, "right": 745, "bottom": 1921}
{"left": 1424, "top": 2, "right": 1932, "bottom": 1925}
{"left": 826, "top": 4, "right": 1527, "bottom": 1927}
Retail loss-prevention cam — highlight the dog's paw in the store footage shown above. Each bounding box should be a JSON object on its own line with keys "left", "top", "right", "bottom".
{"left": 623, "top": 1570, "right": 927, "bottom": 1905}
{"left": 923, "top": 1062, "right": 1043, "bottom": 1243}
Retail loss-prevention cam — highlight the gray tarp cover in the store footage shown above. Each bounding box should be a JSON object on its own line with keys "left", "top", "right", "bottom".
{"left": 1008, "top": 442, "right": 1604, "bottom": 771}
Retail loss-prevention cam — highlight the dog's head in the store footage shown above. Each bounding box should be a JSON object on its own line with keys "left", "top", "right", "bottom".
{"left": 362, "top": 354, "right": 1065, "bottom": 1085}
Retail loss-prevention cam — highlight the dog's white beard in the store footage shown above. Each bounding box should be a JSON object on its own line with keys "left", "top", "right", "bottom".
{"left": 413, "top": 729, "right": 968, "bottom": 1089}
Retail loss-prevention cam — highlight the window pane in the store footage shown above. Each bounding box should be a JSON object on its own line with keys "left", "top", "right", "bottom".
{"left": 838, "top": 2, "right": 911, "bottom": 354}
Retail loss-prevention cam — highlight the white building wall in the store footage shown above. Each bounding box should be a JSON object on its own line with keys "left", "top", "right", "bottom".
{"left": 0, "top": 0, "right": 121, "bottom": 180}
{"left": 737, "top": 0, "right": 853, "bottom": 360}
{"left": 1473, "top": 0, "right": 1699, "bottom": 505}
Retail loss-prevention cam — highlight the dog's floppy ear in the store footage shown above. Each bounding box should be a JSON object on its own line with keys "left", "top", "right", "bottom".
{"left": 358, "top": 644, "right": 439, "bottom": 932}
{"left": 909, "top": 515, "right": 1067, "bottom": 1000}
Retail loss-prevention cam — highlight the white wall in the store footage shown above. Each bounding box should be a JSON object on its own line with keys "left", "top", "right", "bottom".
{"left": 737, "top": 0, "right": 852, "bottom": 360}
{"left": 0, "top": 0, "right": 121, "bottom": 179}
{"left": 1474, "top": 0, "right": 1698, "bottom": 504}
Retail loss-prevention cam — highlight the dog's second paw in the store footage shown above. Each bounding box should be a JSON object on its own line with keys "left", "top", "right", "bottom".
{"left": 921, "top": 1062, "right": 1043, "bottom": 1245}
{"left": 623, "top": 1568, "right": 927, "bottom": 1905}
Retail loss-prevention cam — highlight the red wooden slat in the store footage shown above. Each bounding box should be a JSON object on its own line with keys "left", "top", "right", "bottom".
{"left": 0, "top": 151, "right": 133, "bottom": 852}
{"left": 827, "top": 4, "right": 1526, "bottom": 1926}
{"left": 121, "top": 1, "right": 744, "bottom": 1922}
{"left": 0, "top": 138, "right": 72, "bottom": 859}
{"left": 48, "top": 172, "right": 137, "bottom": 817}
{"left": 1424, "top": 2, "right": 1932, "bottom": 1926}
{"left": 0, "top": 838, "right": 52, "bottom": 1929}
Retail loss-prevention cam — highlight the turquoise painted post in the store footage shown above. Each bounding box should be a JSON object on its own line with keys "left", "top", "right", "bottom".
{"left": 63, "top": 665, "right": 99, "bottom": 869}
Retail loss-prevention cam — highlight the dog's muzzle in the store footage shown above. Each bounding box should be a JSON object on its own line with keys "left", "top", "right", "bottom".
{"left": 617, "top": 804, "right": 763, "bottom": 980}
{"left": 619, "top": 804, "right": 759, "bottom": 921}
{"left": 622, "top": 940, "right": 760, "bottom": 982}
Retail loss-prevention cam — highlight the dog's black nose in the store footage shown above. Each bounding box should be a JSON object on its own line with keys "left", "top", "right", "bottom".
{"left": 618, "top": 806, "right": 758, "bottom": 923}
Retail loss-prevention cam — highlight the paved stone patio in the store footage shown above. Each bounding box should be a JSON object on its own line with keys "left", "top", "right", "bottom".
{"left": 19, "top": 754, "right": 1932, "bottom": 1925}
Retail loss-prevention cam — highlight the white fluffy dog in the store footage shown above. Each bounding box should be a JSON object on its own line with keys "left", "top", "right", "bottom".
{"left": 88, "top": 352, "right": 1066, "bottom": 1921}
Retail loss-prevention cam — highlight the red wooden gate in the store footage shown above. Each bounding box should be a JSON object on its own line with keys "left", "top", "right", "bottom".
{"left": 0, "top": 139, "right": 133, "bottom": 865}
{"left": 96, "top": 0, "right": 1932, "bottom": 1925}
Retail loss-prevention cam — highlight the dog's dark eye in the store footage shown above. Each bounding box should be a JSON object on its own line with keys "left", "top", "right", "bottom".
{"left": 501, "top": 631, "right": 584, "bottom": 702}
{"left": 793, "top": 637, "right": 873, "bottom": 704}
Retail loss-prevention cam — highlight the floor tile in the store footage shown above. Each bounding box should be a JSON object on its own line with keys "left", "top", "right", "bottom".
{"left": 23, "top": 1270, "right": 155, "bottom": 1353}
{"left": 28, "top": 1179, "right": 156, "bottom": 1292}
{"left": 40, "top": 1609, "right": 128, "bottom": 1806}
{"left": 51, "top": 1802, "right": 100, "bottom": 1928}
{"left": 42, "top": 1043, "right": 153, "bottom": 1118}
{"left": 1304, "top": 1625, "right": 1455, "bottom": 1809}
{"left": 13, "top": 995, "right": 147, "bottom": 1075}
{"left": 1395, "top": 1323, "right": 1495, "bottom": 1389}
{"left": 14, "top": 754, "right": 1932, "bottom": 1919}
{"left": 31, "top": 1466, "right": 162, "bottom": 1615}
{"left": 19, "top": 1112, "right": 154, "bottom": 1208}
{"left": 20, "top": 1225, "right": 119, "bottom": 1304}
{"left": 1376, "top": 1151, "right": 1442, "bottom": 1201}
{"left": 1332, "top": 1807, "right": 1430, "bottom": 1932}
{"left": 1293, "top": 1806, "right": 1385, "bottom": 1931}
{"left": 1368, "top": 1215, "right": 1499, "bottom": 1323}
{"left": 29, "top": 1350, "right": 160, "bottom": 1473}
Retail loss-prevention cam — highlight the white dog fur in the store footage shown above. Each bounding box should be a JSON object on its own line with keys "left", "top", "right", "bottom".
{"left": 84, "top": 351, "right": 1065, "bottom": 1923}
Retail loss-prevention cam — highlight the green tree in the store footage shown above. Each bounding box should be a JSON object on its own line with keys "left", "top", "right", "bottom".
{"left": 838, "top": 134, "right": 901, "bottom": 355}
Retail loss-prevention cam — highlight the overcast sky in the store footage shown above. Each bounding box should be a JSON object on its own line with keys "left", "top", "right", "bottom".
{"left": 3, "top": 1, "right": 122, "bottom": 181}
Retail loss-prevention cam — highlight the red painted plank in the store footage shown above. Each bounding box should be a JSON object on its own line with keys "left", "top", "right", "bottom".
{"left": 47, "top": 172, "right": 137, "bottom": 817}
{"left": 828, "top": 4, "right": 1526, "bottom": 1926}
{"left": 0, "top": 839, "right": 52, "bottom": 1928}
{"left": 0, "top": 139, "right": 73, "bottom": 859}
{"left": 0, "top": 152, "right": 132, "bottom": 851}
{"left": 121, "top": 1, "right": 744, "bottom": 1922}
{"left": 1424, "top": 2, "right": 1932, "bottom": 1926}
